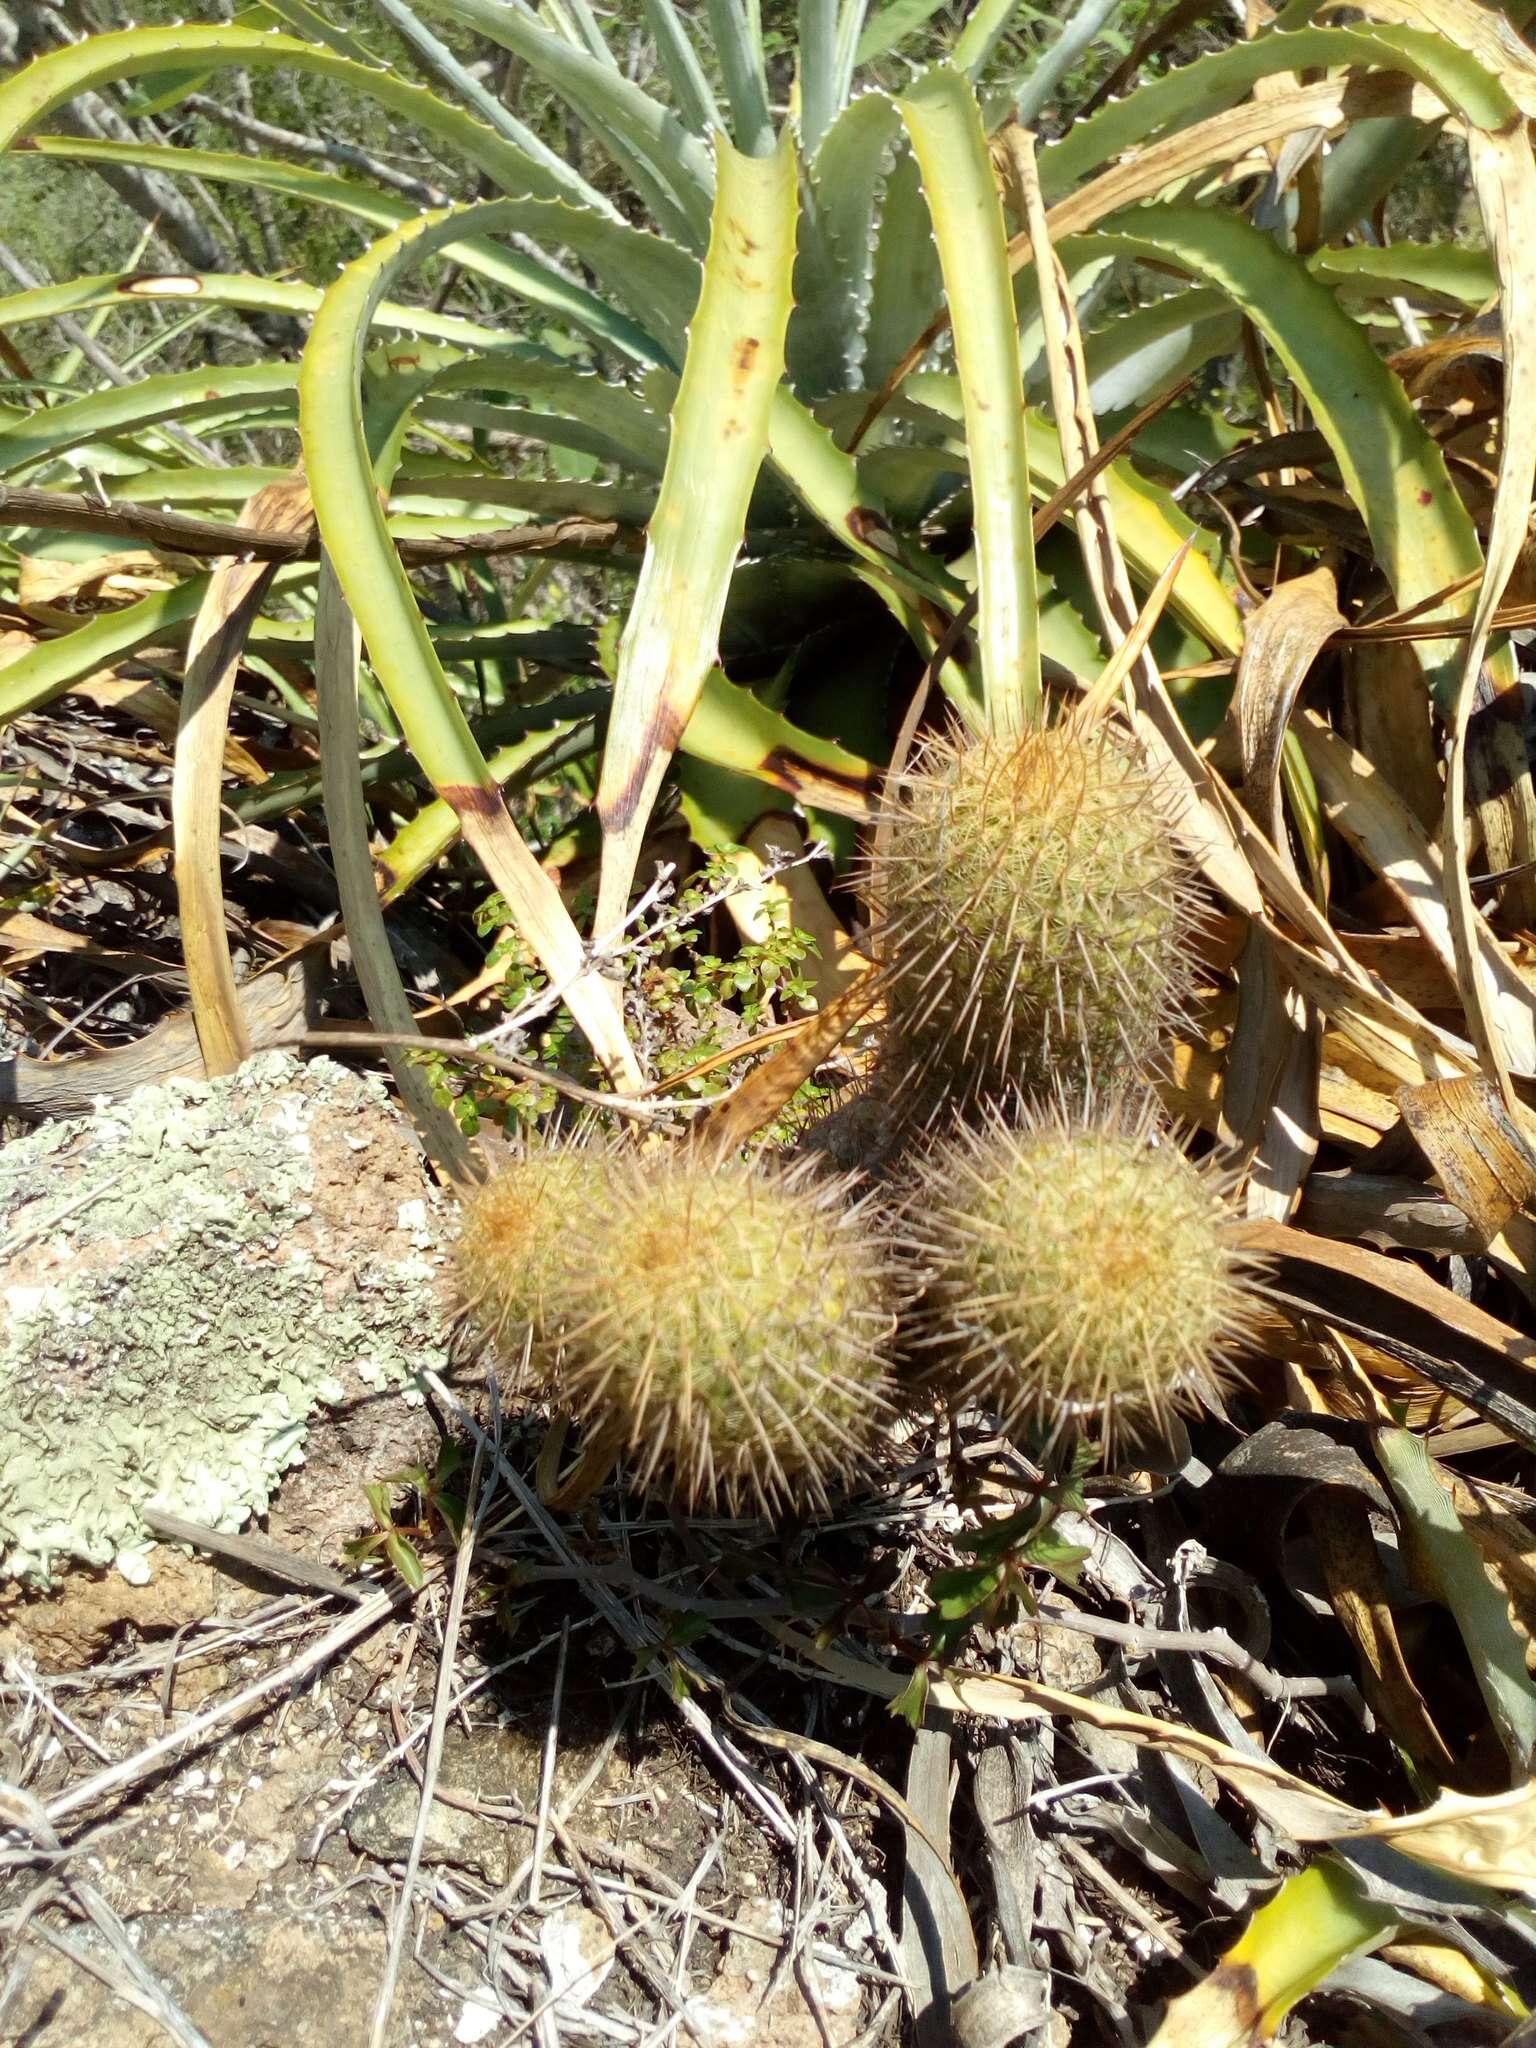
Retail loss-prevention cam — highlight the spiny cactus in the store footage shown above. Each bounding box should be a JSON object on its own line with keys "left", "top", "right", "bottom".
{"left": 898, "top": 1098, "right": 1254, "bottom": 1448}
{"left": 453, "top": 1140, "right": 609, "bottom": 1377}
{"left": 868, "top": 720, "right": 1198, "bottom": 1119}
{"left": 551, "top": 1149, "right": 902, "bottom": 1514}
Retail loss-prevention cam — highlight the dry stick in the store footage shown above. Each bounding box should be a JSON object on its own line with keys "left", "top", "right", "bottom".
{"left": 370, "top": 1438, "right": 487, "bottom": 2048}
{"left": 1025, "top": 1604, "right": 1349, "bottom": 1706}
{"left": 0, "top": 485, "right": 637, "bottom": 567}
{"left": 43, "top": 1579, "right": 416, "bottom": 1826}
{"left": 181, "top": 89, "right": 449, "bottom": 207}
{"left": 529, "top": 1619, "right": 569, "bottom": 1909}
{"left": 273, "top": 1030, "right": 678, "bottom": 1124}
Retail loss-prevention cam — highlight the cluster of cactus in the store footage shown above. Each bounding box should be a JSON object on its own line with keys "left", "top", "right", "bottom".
{"left": 454, "top": 712, "right": 1256, "bottom": 1514}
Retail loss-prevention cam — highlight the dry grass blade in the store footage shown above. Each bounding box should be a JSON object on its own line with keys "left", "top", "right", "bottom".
{"left": 1237, "top": 1217, "right": 1536, "bottom": 1449}
{"left": 1232, "top": 567, "right": 1344, "bottom": 853}
{"left": 1295, "top": 708, "right": 1536, "bottom": 1074}
{"left": 1396, "top": 1075, "right": 1536, "bottom": 1252}
{"left": 171, "top": 472, "right": 314, "bottom": 1076}
{"left": 1001, "top": 124, "right": 1153, "bottom": 706}
{"left": 369, "top": 1440, "right": 485, "bottom": 2048}
{"left": 1437, "top": 111, "right": 1536, "bottom": 1097}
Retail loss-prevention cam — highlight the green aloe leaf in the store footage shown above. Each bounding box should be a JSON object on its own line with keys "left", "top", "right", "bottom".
{"left": 0, "top": 269, "right": 510, "bottom": 353}
{"left": 1307, "top": 241, "right": 1498, "bottom": 307}
{"left": 798, "top": 0, "right": 868, "bottom": 155}
{"left": 1090, "top": 203, "right": 1482, "bottom": 700}
{"left": 594, "top": 130, "right": 799, "bottom": 939}
{"left": 0, "top": 362, "right": 298, "bottom": 477}
{"left": 420, "top": 0, "right": 715, "bottom": 246}
{"left": 299, "top": 202, "right": 641, "bottom": 1090}
{"left": 706, "top": 0, "right": 776, "bottom": 155}
{"left": 793, "top": 92, "right": 900, "bottom": 396}
{"left": 0, "top": 578, "right": 209, "bottom": 726}
{"left": 1377, "top": 1428, "right": 1536, "bottom": 1772}
{"left": 856, "top": 0, "right": 950, "bottom": 64}
{"left": 0, "top": 22, "right": 576, "bottom": 202}
{"left": 1039, "top": 20, "right": 1515, "bottom": 197}
{"left": 638, "top": 0, "right": 722, "bottom": 134}
{"left": 1150, "top": 1858, "right": 1399, "bottom": 2047}
{"left": 20, "top": 136, "right": 667, "bottom": 364}
{"left": 425, "top": 356, "right": 673, "bottom": 473}
{"left": 896, "top": 66, "right": 1040, "bottom": 735}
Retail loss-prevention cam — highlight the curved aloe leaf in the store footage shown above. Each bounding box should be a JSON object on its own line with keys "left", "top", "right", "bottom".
{"left": 426, "top": 356, "right": 673, "bottom": 473}
{"left": 706, "top": 0, "right": 776, "bottom": 156}
{"left": 1307, "top": 241, "right": 1498, "bottom": 306}
{"left": 299, "top": 203, "right": 641, "bottom": 1090}
{"left": 798, "top": 0, "right": 865, "bottom": 157}
{"left": 0, "top": 23, "right": 581, "bottom": 203}
{"left": 368, "top": 0, "right": 617, "bottom": 218}
{"left": 857, "top": 0, "right": 950, "bottom": 63}
{"left": 0, "top": 362, "right": 298, "bottom": 477}
{"left": 420, "top": 0, "right": 715, "bottom": 247}
{"left": 1091, "top": 203, "right": 1482, "bottom": 699}
{"left": 20, "top": 136, "right": 667, "bottom": 365}
{"left": 594, "top": 130, "right": 798, "bottom": 939}
{"left": 863, "top": 140, "right": 944, "bottom": 390}
{"left": 1039, "top": 20, "right": 1515, "bottom": 197}
{"left": 0, "top": 270, "right": 511, "bottom": 352}
{"left": 1073, "top": 288, "right": 1242, "bottom": 416}
{"left": 639, "top": 0, "right": 722, "bottom": 135}
{"left": 896, "top": 65, "right": 1040, "bottom": 735}
{"left": 951, "top": 0, "right": 1025, "bottom": 78}
{"left": 0, "top": 578, "right": 209, "bottom": 727}
{"left": 1150, "top": 1859, "right": 1398, "bottom": 2047}
{"left": 682, "top": 668, "right": 876, "bottom": 818}
{"left": 793, "top": 92, "right": 900, "bottom": 395}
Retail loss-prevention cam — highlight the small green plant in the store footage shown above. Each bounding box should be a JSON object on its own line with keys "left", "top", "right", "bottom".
{"left": 547, "top": 1148, "right": 903, "bottom": 1514}
{"left": 870, "top": 719, "right": 1198, "bottom": 1119}
{"left": 347, "top": 1440, "right": 468, "bottom": 1591}
{"left": 899, "top": 1096, "right": 1254, "bottom": 1448}
{"left": 892, "top": 1447, "right": 1094, "bottom": 1727}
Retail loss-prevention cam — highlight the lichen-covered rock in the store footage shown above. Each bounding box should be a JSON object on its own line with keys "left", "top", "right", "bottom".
{"left": 0, "top": 1052, "right": 452, "bottom": 1586}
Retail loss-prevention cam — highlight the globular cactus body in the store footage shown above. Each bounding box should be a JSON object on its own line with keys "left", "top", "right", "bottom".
{"left": 870, "top": 721, "right": 1196, "bottom": 1116}
{"left": 457, "top": 1141, "right": 901, "bottom": 1514}
{"left": 454, "top": 1144, "right": 608, "bottom": 1377}
{"left": 899, "top": 1099, "right": 1253, "bottom": 1446}
{"left": 559, "top": 1151, "right": 899, "bottom": 1512}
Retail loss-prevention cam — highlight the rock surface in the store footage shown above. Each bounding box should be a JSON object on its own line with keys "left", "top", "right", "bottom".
{"left": 0, "top": 1051, "right": 452, "bottom": 1592}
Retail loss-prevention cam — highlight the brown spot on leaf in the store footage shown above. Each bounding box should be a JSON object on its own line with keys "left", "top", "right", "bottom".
{"left": 443, "top": 783, "right": 506, "bottom": 823}
{"left": 760, "top": 747, "right": 873, "bottom": 806}
{"left": 598, "top": 701, "right": 690, "bottom": 834}
{"left": 733, "top": 335, "right": 761, "bottom": 379}
{"left": 1195, "top": 1963, "right": 1262, "bottom": 2041}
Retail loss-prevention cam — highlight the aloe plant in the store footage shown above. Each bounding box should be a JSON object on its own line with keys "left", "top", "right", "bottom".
{"left": 0, "top": 0, "right": 1528, "bottom": 1095}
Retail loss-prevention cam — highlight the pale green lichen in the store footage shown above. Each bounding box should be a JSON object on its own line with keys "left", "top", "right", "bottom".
{"left": 0, "top": 1053, "right": 448, "bottom": 1586}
